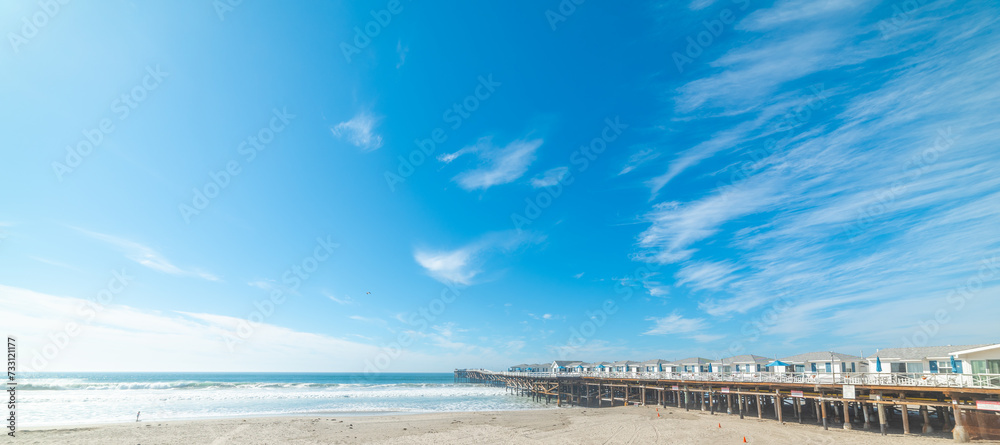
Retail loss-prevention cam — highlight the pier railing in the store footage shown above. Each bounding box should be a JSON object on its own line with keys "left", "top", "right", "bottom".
{"left": 491, "top": 370, "right": 1000, "bottom": 389}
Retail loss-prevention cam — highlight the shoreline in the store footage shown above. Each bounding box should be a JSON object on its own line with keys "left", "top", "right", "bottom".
{"left": 21, "top": 405, "right": 999, "bottom": 444}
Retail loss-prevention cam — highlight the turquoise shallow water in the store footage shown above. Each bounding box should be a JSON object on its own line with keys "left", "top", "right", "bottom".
{"left": 16, "top": 372, "right": 543, "bottom": 426}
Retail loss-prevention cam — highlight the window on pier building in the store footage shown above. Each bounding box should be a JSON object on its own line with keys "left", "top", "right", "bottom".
{"left": 890, "top": 362, "right": 906, "bottom": 373}
{"left": 795, "top": 365, "right": 805, "bottom": 372}
{"left": 972, "top": 360, "right": 1000, "bottom": 374}
{"left": 755, "top": 364, "right": 761, "bottom": 372}
{"left": 825, "top": 362, "right": 832, "bottom": 373}
{"left": 811, "top": 363, "right": 817, "bottom": 372}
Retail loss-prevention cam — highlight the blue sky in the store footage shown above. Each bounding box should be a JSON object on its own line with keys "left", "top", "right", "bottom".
{"left": 2, "top": 0, "right": 999, "bottom": 372}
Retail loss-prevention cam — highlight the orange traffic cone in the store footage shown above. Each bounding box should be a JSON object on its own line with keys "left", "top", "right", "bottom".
{"left": 718, "top": 423, "right": 721, "bottom": 428}
{"left": 743, "top": 437, "right": 747, "bottom": 443}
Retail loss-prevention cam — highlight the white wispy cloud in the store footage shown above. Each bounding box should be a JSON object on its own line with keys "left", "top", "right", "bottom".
{"left": 688, "top": 0, "right": 715, "bottom": 10}
{"left": 638, "top": 273, "right": 671, "bottom": 298}
{"left": 635, "top": 1, "right": 1000, "bottom": 350}
{"left": 0, "top": 284, "right": 522, "bottom": 372}
{"left": 414, "top": 230, "right": 543, "bottom": 285}
{"left": 414, "top": 247, "right": 479, "bottom": 286}
{"left": 739, "top": 0, "right": 866, "bottom": 31}
{"left": 73, "top": 227, "right": 220, "bottom": 281}
{"left": 324, "top": 291, "right": 354, "bottom": 305}
{"left": 331, "top": 111, "right": 383, "bottom": 151}
{"left": 675, "top": 29, "right": 847, "bottom": 114}
{"left": 530, "top": 166, "right": 569, "bottom": 188}
{"left": 674, "top": 260, "right": 741, "bottom": 291}
{"left": 637, "top": 181, "right": 783, "bottom": 264}
{"left": 29, "top": 256, "right": 79, "bottom": 270}
{"left": 349, "top": 315, "right": 388, "bottom": 328}
{"left": 619, "top": 147, "right": 661, "bottom": 176}
{"left": 643, "top": 311, "right": 710, "bottom": 338}
{"left": 528, "top": 312, "right": 565, "bottom": 321}
{"left": 396, "top": 40, "right": 409, "bottom": 69}
{"left": 440, "top": 137, "right": 542, "bottom": 191}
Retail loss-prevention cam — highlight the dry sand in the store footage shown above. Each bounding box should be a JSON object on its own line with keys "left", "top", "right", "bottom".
{"left": 19, "top": 405, "right": 1000, "bottom": 444}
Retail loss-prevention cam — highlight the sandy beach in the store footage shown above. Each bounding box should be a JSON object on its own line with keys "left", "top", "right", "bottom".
{"left": 20, "top": 405, "right": 999, "bottom": 444}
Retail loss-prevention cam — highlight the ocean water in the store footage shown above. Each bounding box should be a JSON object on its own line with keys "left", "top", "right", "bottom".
{"left": 16, "top": 373, "right": 544, "bottom": 426}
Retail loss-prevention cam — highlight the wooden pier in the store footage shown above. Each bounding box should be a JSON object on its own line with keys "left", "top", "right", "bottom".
{"left": 455, "top": 369, "right": 1000, "bottom": 441}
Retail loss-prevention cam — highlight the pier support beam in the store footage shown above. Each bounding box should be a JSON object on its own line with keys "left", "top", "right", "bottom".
{"left": 940, "top": 406, "right": 953, "bottom": 432}
{"left": 862, "top": 402, "right": 872, "bottom": 430}
{"left": 821, "top": 396, "right": 829, "bottom": 430}
{"left": 902, "top": 404, "right": 911, "bottom": 435}
{"left": 757, "top": 394, "right": 764, "bottom": 419}
{"left": 843, "top": 401, "right": 853, "bottom": 430}
{"left": 877, "top": 398, "right": 888, "bottom": 436}
{"left": 951, "top": 397, "right": 969, "bottom": 443}
{"left": 920, "top": 405, "right": 934, "bottom": 433}
{"left": 776, "top": 391, "right": 783, "bottom": 423}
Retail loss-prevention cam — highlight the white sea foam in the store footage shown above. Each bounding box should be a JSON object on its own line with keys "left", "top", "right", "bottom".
{"left": 18, "top": 376, "right": 543, "bottom": 426}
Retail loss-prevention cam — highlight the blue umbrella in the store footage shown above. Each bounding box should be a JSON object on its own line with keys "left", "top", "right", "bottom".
{"left": 766, "top": 360, "right": 791, "bottom": 368}
{"left": 950, "top": 355, "right": 959, "bottom": 372}
{"left": 876, "top": 356, "right": 882, "bottom": 372}
{"left": 708, "top": 363, "right": 713, "bottom": 372}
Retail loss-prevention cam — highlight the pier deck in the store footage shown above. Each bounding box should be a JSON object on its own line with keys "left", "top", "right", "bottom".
{"left": 456, "top": 369, "right": 1000, "bottom": 442}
